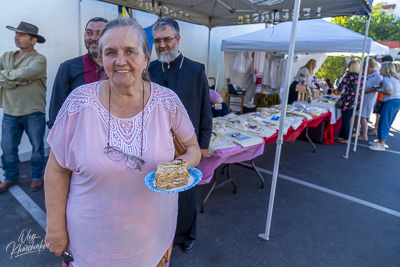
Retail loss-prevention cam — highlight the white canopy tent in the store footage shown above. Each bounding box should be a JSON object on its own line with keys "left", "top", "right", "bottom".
{"left": 100, "top": 0, "right": 374, "bottom": 240}
{"left": 221, "top": 19, "right": 389, "bottom": 55}
{"left": 218, "top": 19, "right": 389, "bottom": 103}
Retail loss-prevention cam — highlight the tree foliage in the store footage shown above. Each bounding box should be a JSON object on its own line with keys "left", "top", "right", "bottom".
{"left": 316, "top": 3, "right": 399, "bottom": 83}
{"left": 331, "top": 3, "right": 400, "bottom": 42}
{"left": 315, "top": 56, "right": 347, "bottom": 84}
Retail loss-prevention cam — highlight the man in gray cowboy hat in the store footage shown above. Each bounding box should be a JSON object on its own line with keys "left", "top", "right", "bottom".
{"left": 0, "top": 21, "right": 47, "bottom": 193}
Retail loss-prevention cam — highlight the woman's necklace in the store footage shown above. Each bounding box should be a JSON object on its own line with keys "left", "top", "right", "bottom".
{"left": 107, "top": 82, "right": 145, "bottom": 157}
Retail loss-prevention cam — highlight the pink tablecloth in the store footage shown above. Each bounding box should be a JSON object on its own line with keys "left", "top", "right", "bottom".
{"left": 197, "top": 143, "right": 265, "bottom": 184}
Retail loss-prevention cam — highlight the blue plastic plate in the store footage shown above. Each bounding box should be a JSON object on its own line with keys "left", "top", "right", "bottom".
{"left": 144, "top": 167, "right": 203, "bottom": 194}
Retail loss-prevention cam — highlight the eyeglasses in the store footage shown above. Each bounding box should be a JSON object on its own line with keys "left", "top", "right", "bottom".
{"left": 154, "top": 36, "right": 178, "bottom": 44}
{"left": 105, "top": 145, "right": 145, "bottom": 170}
{"left": 105, "top": 81, "right": 145, "bottom": 171}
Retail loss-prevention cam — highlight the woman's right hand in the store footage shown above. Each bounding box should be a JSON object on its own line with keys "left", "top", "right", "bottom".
{"left": 45, "top": 229, "right": 69, "bottom": 257}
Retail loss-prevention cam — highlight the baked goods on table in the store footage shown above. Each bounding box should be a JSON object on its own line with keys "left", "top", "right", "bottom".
{"left": 155, "top": 160, "right": 190, "bottom": 190}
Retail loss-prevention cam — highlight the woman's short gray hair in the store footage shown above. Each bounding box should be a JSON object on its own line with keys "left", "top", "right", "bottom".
{"left": 99, "top": 17, "right": 151, "bottom": 81}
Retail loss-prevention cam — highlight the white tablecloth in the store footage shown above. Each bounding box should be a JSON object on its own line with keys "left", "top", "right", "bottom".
{"left": 293, "top": 100, "right": 342, "bottom": 124}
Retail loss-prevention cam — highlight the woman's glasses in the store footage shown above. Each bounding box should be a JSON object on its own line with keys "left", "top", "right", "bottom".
{"left": 105, "top": 81, "right": 146, "bottom": 171}
{"left": 105, "top": 145, "right": 145, "bottom": 170}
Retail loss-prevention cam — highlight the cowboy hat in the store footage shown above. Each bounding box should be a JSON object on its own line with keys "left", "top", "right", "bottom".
{"left": 6, "top": 21, "right": 45, "bottom": 43}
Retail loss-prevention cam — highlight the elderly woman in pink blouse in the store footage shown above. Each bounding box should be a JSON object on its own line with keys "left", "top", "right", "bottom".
{"left": 44, "top": 18, "right": 200, "bottom": 266}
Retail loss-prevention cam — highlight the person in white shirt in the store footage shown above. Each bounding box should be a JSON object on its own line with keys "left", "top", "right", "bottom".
{"left": 287, "top": 59, "right": 317, "bottom": 104}
{"left": 355, "top": 58, "right": 382, "bottom": 141}
{"left": 369, "top": 62, "right": 400, "bottom": 151}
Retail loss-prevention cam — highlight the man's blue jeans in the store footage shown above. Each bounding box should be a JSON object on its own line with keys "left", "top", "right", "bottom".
{"left": 1, "top": 112, "right": 46, "bottom": 182}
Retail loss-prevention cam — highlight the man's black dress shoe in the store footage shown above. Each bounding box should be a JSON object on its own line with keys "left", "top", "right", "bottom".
{"left": 182, "top": 240, "right": 195, "bottom": 253}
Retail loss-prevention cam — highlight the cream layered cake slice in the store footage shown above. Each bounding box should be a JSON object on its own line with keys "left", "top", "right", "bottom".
{"left": 155, "top": 160, "right": 190, "bottom": 190}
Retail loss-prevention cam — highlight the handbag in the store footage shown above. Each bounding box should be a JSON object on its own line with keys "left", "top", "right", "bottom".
{"left": 295, "top": 84, "right": 307, "bottom": 92}
{"left": 171, "top": 128, "right": 186, "bottom": 157}
{"left": 335, "top": 99, "right": 344, "bottom": 109}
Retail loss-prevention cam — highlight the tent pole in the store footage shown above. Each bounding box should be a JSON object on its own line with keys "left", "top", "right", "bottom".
{"left": 259, "top": 0, "right": 302, "bottom": 241}
{"left": 207, "top": 27, "right": 212, "bottom": 77}
{"left": 343, "top": 14, "right": 371, "bottom": 159}
{"left": 215, "top": 51, "right": 222, "bottom": 92}
{"left": 353, "top": 53, "right": 370, "bottom": 151}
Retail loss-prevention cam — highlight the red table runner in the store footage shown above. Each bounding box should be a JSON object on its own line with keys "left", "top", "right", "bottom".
{"left": 265, "top": 112, "right": 331, "bottom": 144}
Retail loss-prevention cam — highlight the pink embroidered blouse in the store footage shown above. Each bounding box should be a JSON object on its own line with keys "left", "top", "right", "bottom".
{"left": 47, "top": 81, "right": 194, "bottom": 266}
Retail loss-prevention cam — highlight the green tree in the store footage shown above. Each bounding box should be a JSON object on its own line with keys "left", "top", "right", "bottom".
{"left": 316, "top": 56, "right": 347, "bottom": 84}
{"left": 316, "top": 3, "right": 400, "bottom": 84}
{"left": 331, "top": 2, "right": 400, "bottom": 42}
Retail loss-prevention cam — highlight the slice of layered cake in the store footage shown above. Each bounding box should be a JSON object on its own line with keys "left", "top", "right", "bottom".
{"left": 155, "top": 160, "right": 190, "bottom": 190}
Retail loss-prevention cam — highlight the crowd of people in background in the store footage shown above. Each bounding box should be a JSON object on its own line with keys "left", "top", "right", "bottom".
{"left": 333, "top": 54, "right": 400, "bottom": 151}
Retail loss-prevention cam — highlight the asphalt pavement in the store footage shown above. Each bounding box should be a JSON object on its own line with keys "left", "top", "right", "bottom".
{"left": 0, "top": 113, "right": 399, "bottom": 267}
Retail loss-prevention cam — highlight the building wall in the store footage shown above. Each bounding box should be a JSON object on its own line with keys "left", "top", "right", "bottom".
{"left": 379, "top": 1, "right": 400, "bottom": 61}
{"left": 0, "top": 0, "right": 263, "bottom": 164}
{"left": 381, "top": 0, "right": 399, "bottom": 18}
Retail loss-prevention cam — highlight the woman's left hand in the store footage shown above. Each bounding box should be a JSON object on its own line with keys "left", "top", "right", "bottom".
{"left": 45, "top": 229, "right": 69, "bottom": 257}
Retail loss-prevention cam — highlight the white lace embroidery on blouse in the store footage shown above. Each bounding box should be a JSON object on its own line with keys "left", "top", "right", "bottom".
{"left": 55, "top": 82, "right": 189, "bottom": 156}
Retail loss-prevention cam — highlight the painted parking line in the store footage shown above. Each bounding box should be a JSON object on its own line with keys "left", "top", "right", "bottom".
{"left": 2, "top": 158, "right": 400, "bottom": 236}
{"left": 0, "top": 169, "right": 47, "bottom": 230}
{"left": 356, "top": 143, "right": 400, "bottom": 155}
{"left": 246, "top": 165, "right": 400, "bottom": 218}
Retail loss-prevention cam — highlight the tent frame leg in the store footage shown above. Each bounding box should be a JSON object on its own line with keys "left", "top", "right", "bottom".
{"left": 258, "top": 233, "right": 269, "bottom": 241}
{"left": 235, "top": 160, "right": 265, "bottom": 188}
{"left": 343, "top": 14, "right": 371, "bottom": 159}
{"left": 259, "top": 0, "right": 302, "bottom": 241}
{"left": 201, "top": 165, "right": 237, "bottom": 213}
{"left": 305, "top": 127, "right": 316, "bottom": 153}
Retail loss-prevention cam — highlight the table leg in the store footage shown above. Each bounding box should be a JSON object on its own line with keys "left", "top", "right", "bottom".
{"left": 235, "top": 160, "right": 264, "bottom": 188}
{"left": 200, "top": 165, "right": 237, "bottom": 213}
{"left": 305, "top": 127, "right": 316, "bottom": 153}
{"left": 221, "top": 164, "right": 229, "bottom": 175}
{"left": 225, "top": 164, "right": 237, "bottom": 193}
{"left": 251, "top": 160, "right": 264, "bottom": 188}
{"left": 201, "top": 169, "right": 218, "bottom": 213}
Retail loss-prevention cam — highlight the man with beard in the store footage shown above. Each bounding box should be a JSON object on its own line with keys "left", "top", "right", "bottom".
{"left": 47, "top": 17, "right": 108, "bottom": 128}
{"left": 148, "top": 17, "right": 212, "bottom": 253}
{"left": 0, "top": 21, "right": 47, "bottom": 192}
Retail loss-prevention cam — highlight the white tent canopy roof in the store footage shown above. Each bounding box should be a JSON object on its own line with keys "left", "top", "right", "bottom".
{"left": 221, "top": 19, "right": 389, "bottom": 55}
{"left": 99, "top": 0, "right": 372, "bottom": 27}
